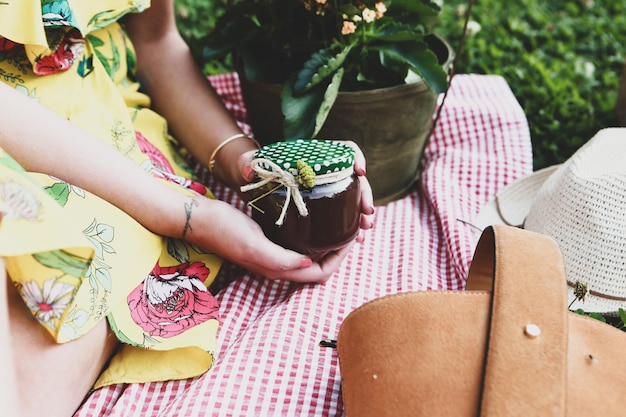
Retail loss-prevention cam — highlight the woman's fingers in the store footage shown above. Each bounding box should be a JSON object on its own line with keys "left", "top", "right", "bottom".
{"left": 341, "top": 140, "right": 367, "bottom": 176}
{"left": 358, "top": 175, "right": 375, "bottom": 227}
{"left": 260, "top": 240, "right": 356, "bottom": 284}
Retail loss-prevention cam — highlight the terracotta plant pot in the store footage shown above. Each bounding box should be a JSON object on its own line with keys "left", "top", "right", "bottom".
{"left": 239, "top": 34, "right": 455, "bottom": 205}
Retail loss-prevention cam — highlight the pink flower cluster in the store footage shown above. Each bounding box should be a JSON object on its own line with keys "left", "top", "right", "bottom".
{"left": 341, "top": 2, "right": 387, "bottom": 35}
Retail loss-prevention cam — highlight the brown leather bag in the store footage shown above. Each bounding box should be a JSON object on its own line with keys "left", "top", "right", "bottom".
{"left": 337, "top": 225, "right": 626, "bottom": 417}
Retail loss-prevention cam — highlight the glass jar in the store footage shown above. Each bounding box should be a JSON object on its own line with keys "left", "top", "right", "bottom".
{"left": 241, "top": 139, "right": 361, "bottom": 255}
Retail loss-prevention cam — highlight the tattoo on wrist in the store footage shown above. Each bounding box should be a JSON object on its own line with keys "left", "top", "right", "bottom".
{"left": 182, "top": 198, "right": 199, "bottom": 237}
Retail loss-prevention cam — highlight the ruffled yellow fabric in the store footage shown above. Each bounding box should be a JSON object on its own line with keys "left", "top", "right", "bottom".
{"left": 0, "top": 0, "right": 47, "bottom": 56}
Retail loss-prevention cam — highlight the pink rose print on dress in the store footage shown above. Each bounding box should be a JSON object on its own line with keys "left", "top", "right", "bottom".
{"left": 135, "top": 131, "right": 176, "bottom": 174}
{"left": 127, "top": 262, "right": 220, "bottom": 338}
{"left": 135, "top": 131, "right": 208, "bottom": 196}
{"left": 33, "top": 29, "right": 85, "bottom": 76}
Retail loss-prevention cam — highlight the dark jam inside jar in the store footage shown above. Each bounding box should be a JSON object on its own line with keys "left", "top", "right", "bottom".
{"left": 249, "top": 173, "right": 360, "bottom": 254}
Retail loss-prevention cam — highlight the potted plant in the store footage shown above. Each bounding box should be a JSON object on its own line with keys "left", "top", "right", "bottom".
{"left": 203, "top": 0, "right": 454, "bottom": 203}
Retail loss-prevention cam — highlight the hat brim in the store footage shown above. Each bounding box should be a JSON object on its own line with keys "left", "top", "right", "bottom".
{"left": 473, "top": 165, "right": 560, "bottom": 239}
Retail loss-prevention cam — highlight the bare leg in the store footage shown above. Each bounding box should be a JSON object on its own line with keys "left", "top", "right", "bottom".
{"left": 5, "top": 267, "right": 120, "bottom": 417}
{"left": 0, "top": 258, "right": 21, "bottom": 417}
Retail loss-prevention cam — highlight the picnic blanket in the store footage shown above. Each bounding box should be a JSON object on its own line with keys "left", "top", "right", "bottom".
{"left": 75, "top": 72, "right": 532, "bottom": 417}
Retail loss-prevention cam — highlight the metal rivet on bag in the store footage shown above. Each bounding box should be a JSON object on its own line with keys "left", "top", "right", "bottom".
{"left": 524, "top": 323, "right": 541, "bottom": 338}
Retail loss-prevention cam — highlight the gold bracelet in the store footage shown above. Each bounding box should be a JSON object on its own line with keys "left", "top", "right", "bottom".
{"left": 208, "top": 133, "right": 261, "bottom": 173}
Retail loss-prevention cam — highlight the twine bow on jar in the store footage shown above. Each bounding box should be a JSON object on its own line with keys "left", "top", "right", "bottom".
{"left": 241, "top": 158, "right": 309, "bottom": 226}
{"left": 240, "top": 158, "right": 353, "bottom": 226}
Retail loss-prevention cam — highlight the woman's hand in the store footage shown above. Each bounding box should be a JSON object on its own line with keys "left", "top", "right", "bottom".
{"left": 225, "top": 139, "right": 375, "bottom": 278}
{"left": 343, "top": 140, "right": 376, "bottom": 235}
{"left": 183, "top": 197, "right": 354, "bottom": 283}
{"left": 194, "top": 138, "right": 376, "bottom": 282}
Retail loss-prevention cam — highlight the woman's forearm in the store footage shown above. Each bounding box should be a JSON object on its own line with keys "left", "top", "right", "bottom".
{"left": 122, "top": 1, "right": 257, "bottom": 187}
{"left": 0, "top": 82, "right": 191, "bottom": 238}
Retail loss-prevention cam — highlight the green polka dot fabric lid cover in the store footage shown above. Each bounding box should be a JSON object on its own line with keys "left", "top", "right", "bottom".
{"left": 254, "top": 139, "right": 355, "bottom": 176}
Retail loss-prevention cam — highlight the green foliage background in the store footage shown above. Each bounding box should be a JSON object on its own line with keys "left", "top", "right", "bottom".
{"left": 175, "top": 0, "right": 231, "bottom": 74}
{"left": 175, "top": 0, "right": 626, "bottom": 169}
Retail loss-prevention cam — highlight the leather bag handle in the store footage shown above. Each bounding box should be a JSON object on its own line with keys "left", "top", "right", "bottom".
{"left": 466, "top": 225, "right": 568, "bottom": 416}
{"left": 337, "top": 225, "right": 572, "bottom": 416}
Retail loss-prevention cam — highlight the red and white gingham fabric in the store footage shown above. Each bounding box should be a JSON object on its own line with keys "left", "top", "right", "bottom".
{"left": 75, "top": 73, "right": 532, "bottom": 417}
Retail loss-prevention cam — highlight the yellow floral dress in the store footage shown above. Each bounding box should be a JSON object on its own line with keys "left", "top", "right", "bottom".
{"left": 0, "top": 0, "right": 223, "bottom": 387}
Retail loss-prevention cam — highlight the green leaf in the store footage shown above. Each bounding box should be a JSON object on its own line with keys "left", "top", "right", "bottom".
{"left": 588, "top": 312, "right": 607, "bottom": 323}
{"left": 380, "top": 41, "right": 448, "bottom": 94}
{"left": 313, "top": 68, "right": 344, "bottom": 137}
{"left": 77, "top": 55, "right": 94, "bottom": 78}
{"left": 32, "top": 249, "right": 90, "bottom": 278}
{"left": 94, "top": 267, "right": 112, "bottom": 292}
{"left": 83, "top": 218, "right": 97, "bottom": 234}
{"left": 95, "top": 223, "right": 115, "bottom": 243}
{"left": 86, "top": 34, "right": 104, "bottom": 48}
{"left": 618, "top": 308, "right": 626, "bottom": 327}
{"left": 293, "top": 46, "right": 351, "bottom": 93}
{"left": 385, "top": 0, "right": 442, "bottom": 31}
{"left": 43, "top": 182, "right": 70, "bottom": 206}
{"left": 0, "top": 153, "right": 27, "bottom": 173}
{"left": 167, "top": 238, "right": 190, "bottom": 263}
{"left": 391, "top": 0, "right": 442, "bottom": 15}
{"left": 282, "top": 68, "right": 343, "bottom": 139}
{"left": 94, "top": 49, "right": 112, "bottom": 78}
{"left": 86, "top": 236, "right": 105, "bottom": 259}
{"left": 369, "top": 21, "right": 424, "bottom": 42}
{"left": 282, "top": 76, "right": 327, "bottom": 140}
{"left": 107, "top": 31, "right": 120, "bottom": 76}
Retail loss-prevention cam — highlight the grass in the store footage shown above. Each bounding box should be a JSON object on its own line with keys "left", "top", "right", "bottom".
{"left": 175, "top": 0, "right": 626, "bottom": 169}
{"left": 436, "top": 0, "right": 626, "bottom": 168}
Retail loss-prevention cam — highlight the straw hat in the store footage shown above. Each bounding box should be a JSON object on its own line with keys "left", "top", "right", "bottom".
{"left": 474, "top": 128, "right": 626, "bottom": 315}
